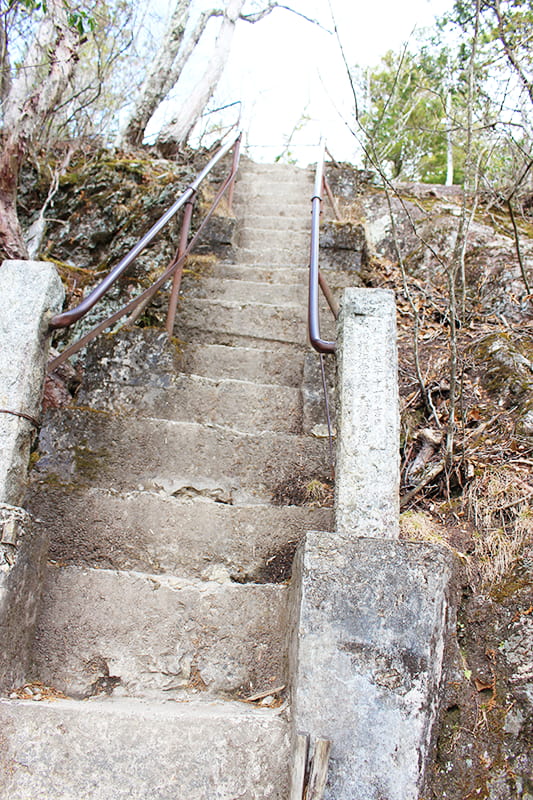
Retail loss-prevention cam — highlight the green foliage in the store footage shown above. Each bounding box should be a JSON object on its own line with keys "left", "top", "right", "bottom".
{"left": 5, "top": 0, "right": 95, "bottom": 34}
{"left": 356, "top": 1, "right": 533, "bottom": 195}
{"left": 358, "top": 46, "right": 467, "bottom": 183}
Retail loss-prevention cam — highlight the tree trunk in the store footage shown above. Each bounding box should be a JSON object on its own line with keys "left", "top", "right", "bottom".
{"left": 0, "top": 139, "right": 28, "bottom": 258}
{"left": 119, "top": 0, "right": 191, "bottom": 147}
{"left": 0, "top": 0, "right": 80, "bottom": 260}
{"left": 156, "top": 0, "right": 245, "bottom": 149}
{"left": 445, "top": 85, "right": 453, "bottom": 186}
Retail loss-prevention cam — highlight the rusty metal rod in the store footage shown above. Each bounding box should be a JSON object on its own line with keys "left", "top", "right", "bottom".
{"left": 227, "top": 134, "right": 241, "bottom": 214}
{"left": 318, "top": 269, "right": 339, "bottom": 319}
{"left": 48, "top": 152, "right": 240, "bottom": 371}
{"left": 165, "top": 199, "right": 195, "bottom": 335}
{"left": 308, "top": 139, "right": 336, "bottom": 354}
{"left": 322, "top": 175, "right": 342, "bottom": 222}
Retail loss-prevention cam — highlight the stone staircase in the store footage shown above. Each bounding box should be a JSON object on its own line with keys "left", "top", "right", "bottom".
{"left": 0, "top": 161, "right": 336, "bottom": 799}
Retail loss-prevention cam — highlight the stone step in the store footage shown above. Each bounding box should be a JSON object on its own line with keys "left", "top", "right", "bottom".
{"left": 216, "top": 263, "right": 308, "bottom": 283}
{"left": 232, "top": 201, "right": 311, "bottom": 217}
{"left": 173, "top": 297, "right": 307, "bottom": 346}
{"left": 28, "top": 483, "right": 333, "bottom": 583}
{"left": 79, "top": 372, "right": 302, "bottom": 433}
{"left": 240, "top": 160, "right": 312, "bottom": 179}
{"left": 26, "top": 487, "right": 334, "bottom": 580}
{"left": 235, "top": 246, "right": 308, "bottom": 265}
{"left": 80, "top": 328, "right": 305, "bottom": 393}
{"left": 180, "top": 342, "right": 305, "bottom": 386}
{"left": 0, "top": 698, "right": 289, "bottom": 800}
{"left": 30, "top": 565, "right": 289, "bottom": 700}
{"left": 182, "top": 276, "right": 305, "bottom": 305}
{"left": 239, "top": 214, "right": 310, "bottom": 232}
{"left": 238, "top": 228, "right": 310, "bottom": 250}
{"left": 34, "top": 409, "right": 330, "bottom": 503}
{"left": 234, "top": 189, "right": 310, "bottom": 205}
{"left": 234, "top": 177, "right": 311, "bottom": 193}
{"left": 211, "top": 263, "right": 357, "bottom": 296}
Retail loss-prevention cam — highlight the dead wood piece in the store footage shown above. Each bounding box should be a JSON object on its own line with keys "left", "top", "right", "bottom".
{"left": 289, "top": 733, "right": 310, "bottom": 800}
{"left": 406, "top": 428, "right": 443, "bottom": 480}
{"left": 401, "top": 460, "right": 447, "bottom": 508}
{"left": 246, "top": 685, "right": 285, "bottom": 702}
{"left": 306, "top": 738, "right": 332, "bottom": 800}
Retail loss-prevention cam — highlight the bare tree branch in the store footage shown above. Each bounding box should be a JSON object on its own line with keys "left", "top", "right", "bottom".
{"left": 490, "top": 0, "right": 533, "bottom": 106}
{"left": 240, "top": 2, "right": 330, "bottom": 31}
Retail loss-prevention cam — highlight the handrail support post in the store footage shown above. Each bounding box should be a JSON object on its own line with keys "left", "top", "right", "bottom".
{"left": 165, "top": 197, "right": 195, "bottom": 336}
{"left": 227, "top": 135, "right": 241, "bottom": 215}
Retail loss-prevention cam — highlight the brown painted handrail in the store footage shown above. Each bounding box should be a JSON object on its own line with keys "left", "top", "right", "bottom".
{"left": 48, "top": 133, "right": 241, "bottom": 372}
{"left": 308, "top": 139, "right": 336, "bottom": 354}
{"left": 49, "top": 131, "right": 242, "bottom": 330}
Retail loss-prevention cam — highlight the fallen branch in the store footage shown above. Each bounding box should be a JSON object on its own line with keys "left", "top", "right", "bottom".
{"left": 400, "top": 460, "right": 447, "bottom": 508}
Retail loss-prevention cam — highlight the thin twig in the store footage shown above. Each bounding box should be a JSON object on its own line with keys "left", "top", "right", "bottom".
{"left": 507, "top": 197, "right": 531, "bottom": 294}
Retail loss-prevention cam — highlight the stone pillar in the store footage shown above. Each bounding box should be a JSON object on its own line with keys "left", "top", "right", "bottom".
{"left": 335, "top": 288, "right": 400, "bottom": 538}
{"left": 290, "top": 532, "right": 453, "bottom": 800}
{"left": 290, "top": 287, "right": 453, "bottom": 800}
{"left": 0, "top": 260, "right": 64, "bottom": 692}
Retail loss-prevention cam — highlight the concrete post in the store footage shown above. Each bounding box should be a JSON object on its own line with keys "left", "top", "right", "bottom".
{"left": 289, "top": 288, "right": 453, "bottom": 799}
{"left": 0, "top": 260, "right": 64, "bottom": 692}
{"left": 289, "top": 532, "right": 453, "bottom": 800}
{"left": 335, "top": 288, "right": 400, "bottom": 538}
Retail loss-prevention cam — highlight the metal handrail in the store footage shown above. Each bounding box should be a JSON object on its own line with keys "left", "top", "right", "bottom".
{"left": 48, "top": 132, "right": 241, "bottom": 370}
{"left": 308, "top": 139, "right": 336, "bottom": 354}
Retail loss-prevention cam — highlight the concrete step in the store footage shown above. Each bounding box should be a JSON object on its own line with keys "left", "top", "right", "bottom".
{"left": 182, "top": 276, "right": 305, "bottom": 305}
{"left": 232, "top": 200, "right": 311, "bottom": 217}
{"left": 239, "top": 214, "right": 310, "bottom": 232}
{"left": 180, "top": 342, "right": 305, "bottom": 386}
{"left": 240, "top": 160, "right": 312, "bottom": 179}
{"left": 79, "top": 372, "right": 303, "bottom": 434}
{"left": 238, "top": 228, "right": 310, "bottom": 250}
{"left": 0, "top": 697, "right": 289, "bottom": 800}
{"left": 216, "top": 263, "right": 308, "bottom": 283}
{"left": 235, "top": 246, "right": 308, "bottom": 265}
{"left": 234, "top": 177, "right": 311, "bottom": 193}
{"left": 34, "top": 409, "right": 331, "bottom": 503}
{"left": 30, "top": 565, "right": 289, "bottom": 699}
{"left": 80, "top": 328, "right": 305, "bottom": 392}
{"left": 26, "top": 487, "right": 334, "bottom": 580}
{"left": 174, "top": 297, "right": 307, "bottom": 346}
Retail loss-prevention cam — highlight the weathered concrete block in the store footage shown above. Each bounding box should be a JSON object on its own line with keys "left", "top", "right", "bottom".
{"left": 289, "top": 532, "right": 453, "bottom": 800}
{"left": 0, "top": 511, "right": 48, "bottom": 692}
{"left": 0, "top": 698, "right": 290, "bottom": 800}
{"left": 0, "top": 260, "right": 64, "bottom": 504}
{"left": 0, "top": 260, "right": 64, "bottom": 692}
{"left": 335, "top": 288, "right": 400, "bottom": 538}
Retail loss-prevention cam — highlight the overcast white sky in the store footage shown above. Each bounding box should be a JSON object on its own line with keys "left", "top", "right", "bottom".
{"left": 147, "top": 0, "right": 454, "bottom": 164}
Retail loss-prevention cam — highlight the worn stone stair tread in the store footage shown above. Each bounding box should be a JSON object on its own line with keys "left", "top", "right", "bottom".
{"left": 232, "top": 203, "right": 311, "bottom": 217}
{"left": 173, "top": 297, "right": 307, "bottom": 345}
{"left": 0, "top": 697, "right": 289, "bottom": 800}
{"left": 182, "top": 276, "right": 305, "bottom": 304}
{"left": 30, "top": 564, "right": 289, "bottom": 699}
{"left": 179, "top": 342, "right": 305, "bottom": 386}
{"left": 26, "top": 487, "right": 333, "bottom": 579}
{"left": 238, "top": 229, "right": 310, "bottom": 248}
{"left": 234, "top": 246, "right": 309, "bottom": 264}
{"left": 233, "top": 185, "right": 311, "bottom": 199}
{"left": 238, "top": 214, "right": 310, "bottom": 231}
{"left": 215, "top": 263, "right": 308, "bottom": 283}
{"left": 78, "top": 372, "right": 303, "bottom": 434}
{"left": 34, "top": 408, "right": 330, "bottom": 502}
{"left": 79, "top": 328, "right": 305, "bottom": 391}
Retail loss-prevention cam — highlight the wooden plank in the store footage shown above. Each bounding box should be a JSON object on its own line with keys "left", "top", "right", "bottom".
{"left": 306, "top": 738, "right": 331, "bottom": 800}
{"left": 289, "top": 733, "right": 309, "bottom": 800}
